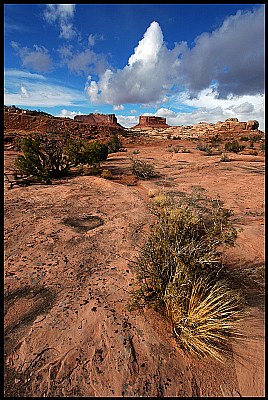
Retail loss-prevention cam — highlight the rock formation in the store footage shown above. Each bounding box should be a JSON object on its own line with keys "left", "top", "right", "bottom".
{"left": 225, "top": 118, "right": 239, "bottom": 122}
{"left": 4, "top": 106, "right": 262, "bottom": 144}
{"left": 4, "top": 108, "right": 126, "bottom": 144}
{"left": 74, "top": 113, "right": 122, "bottom": 127}
{"left": 132, "top": 116, "right": 170, "bottom": 129}
{"left": 246, "top": 120, "right": 259, "bottom": 130}
{"left": 140, "top": 117, "right": 263, "bottom": 140}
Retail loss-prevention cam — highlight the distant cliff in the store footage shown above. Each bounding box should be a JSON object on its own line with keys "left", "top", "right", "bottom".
{"left": 4, "top": 107, "right": 126, "bottom": 141}
{"left": 74, "top": 113, "right": 123, "bottom": 127}
{"left": 132, "top": 115, "right": 170, "bottom": 129}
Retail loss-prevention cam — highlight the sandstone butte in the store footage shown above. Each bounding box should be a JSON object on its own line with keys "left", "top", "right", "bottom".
{"left": 132, "top": 115, "right": 170, "bottom": 128}
{"left": 74, "top": 113, "right": 123, "bottom": 127}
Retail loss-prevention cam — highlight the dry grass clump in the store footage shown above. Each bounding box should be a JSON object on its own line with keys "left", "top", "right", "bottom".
{"left": 100, "top": 169, "right": 113, "bottom": 179}
{"left": 131, "top": 191, "right": 245, "bottom": 362}
{"left": 164, "top": 272, "right": 244, "bottom": 362}
{"left": 220, "top": 152, "right": 231, "bottom": 162}
{"left": 131, "top": 158, "right": 158, "bottom": 179}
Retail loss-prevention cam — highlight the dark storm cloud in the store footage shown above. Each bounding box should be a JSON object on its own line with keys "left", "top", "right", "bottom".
{"left": 180, "top": 6, "right": 264, "bottom": 98}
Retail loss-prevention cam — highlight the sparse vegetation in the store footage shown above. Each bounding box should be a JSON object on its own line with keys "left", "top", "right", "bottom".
{"left": 240, "top": 136, "right": 250, "bottom": 142}
{"left": 249, "top": 139, "right": 255, "bottom": 149}
{"left": 196, "top": 142, "right": 212, "bottom": 155}
{"left": 250, "top": 134, "right": 263, "bottom": 142}
{"left": 224, "top": 140, "right": 245, "bottom": 153}
{"left": 210, "top": 134, "right": 222, "bottom": 147}
{"left": 220, "top": 153, "right": 231, "bottom": 162}
{"left": 167, "top": 145, "right": 180, "bottom": 153}
{"left": 107, "top": 133, "right": 123, "bottom": 153}
{"left": 131, "top": 158, "right": 158, "bottom": 179}
{"left": 14, "top": 132, "right": 108, "bottom": 182}
{"left": 259, "top": 141, "right": 265, "bottom": 151}
{"left": 100, "top": 169, "right": 113, "bottom": 179}
{"left": 130, "top": 191, "right": 245, "bottom": 362}
{"left": 247, "top": 149, "right": 258, "bottom": 156}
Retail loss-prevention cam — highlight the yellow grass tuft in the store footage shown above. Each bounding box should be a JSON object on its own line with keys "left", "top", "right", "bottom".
{"left": 131, "top": 191, "right": 245, "bottom": 362}
{"left": 164, "top": 273, "right": 244, "bottom": 362}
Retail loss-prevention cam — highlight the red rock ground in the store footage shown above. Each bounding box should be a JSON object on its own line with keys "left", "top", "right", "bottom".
{"left": 4, "top": 134, "right": 265, "bottom": 397}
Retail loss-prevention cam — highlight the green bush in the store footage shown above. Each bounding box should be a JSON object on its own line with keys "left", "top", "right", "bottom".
{"left": 130, "top": 192, "right": 245, "bottom": 362}
{"left": 107, "top": 133, "right": 123, "bottom": 153}
{"left": 239, "top": 136, "right": 250, "bottom": 142}
{"left": 224, "top": 140, "right": 245, "bottom": 153}
{"left": 251, "top": 134, "right": 263, "bottom": 142}
{"left": 14, "top": 133, "right": 108, "bottom": 181}
{"left": 210, "top": 134, "right": 222, "bottom": 147}
{"left": 80, "top": 140, "right": 108, "bottom": 167}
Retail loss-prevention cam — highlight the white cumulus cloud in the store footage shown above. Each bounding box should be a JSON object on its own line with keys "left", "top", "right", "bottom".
{"left": 85, "top": 21, "right": 186, "bottom": 105}
{"left": 116, "top": 115, "right": 139, "bottom": 128}
{"left": 84, "top": 7, "right": 264, "bottom": 130}
{"left": 113, "top": 105, "right": 124, "bottom": 110}
{"left": 56, "top": 109, "right": 82, "bottom": 119}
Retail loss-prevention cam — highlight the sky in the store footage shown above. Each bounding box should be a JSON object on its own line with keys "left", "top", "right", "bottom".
{"left": 4, "top": 3, "right": 265, "bottom": 130}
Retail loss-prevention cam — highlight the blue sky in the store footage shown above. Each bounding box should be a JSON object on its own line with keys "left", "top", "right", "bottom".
{"left": 4, "top": 4, "right": 265, "bottom": 130}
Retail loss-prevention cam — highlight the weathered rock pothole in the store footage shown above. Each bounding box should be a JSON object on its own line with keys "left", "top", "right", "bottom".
{"left": 4, "top": 285, "right": 57, "bottom": 337}
{"left": 62, "top": 215, "right": 104, "bottom": 233}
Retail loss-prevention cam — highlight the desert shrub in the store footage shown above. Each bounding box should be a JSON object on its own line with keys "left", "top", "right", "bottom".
{"left": 181, "top": 148, "right": 191, "bottom": 153}
{"left": 259, "top": 141, "right": 265, "bottom": 151}
{"left": 14, "top": 133, "right": 108, "bottom": 180}
{"left": 224, "top": 140, "right": 245, "bottom": 153}
{"left": 100, "top": 169, "right": 113, "bottom": 179}
{"left": 164, "top": 273, "right": 243, "bottom": 360}
{"left": 210, "top": 134, "right": 222, "bottom": 147}
{"left": 247, "top": 149, "right": 258, "bottom": 156}
{"left": 240, "top": 136, "right": 250, "bottom": 141}
{"left": 15, "top": 134, "right": 68, "bottom": 180}
{"left": 131, "top": 192, "right": 245, "bottom": 362}
{"left": 80, "top": 140, "right": 108, "bottom": 167}
{"left": 167, "top": 146, "right": 180, "bottom": 153}
{"left": 196, "top": 142, "right": 207, "bottom": 151}
{"left": 132, "top": 149, "right": 140, "bottom": 154}
{"left": 251, "top": 134, "right": 263, "bottom": 142}
{"left": 131, "top": 158, "right": 158, "bottom": 179}
{"left": 249, "top": 139, "right": 255, "bottom": 149}
{"left": 220, "top": 153, "right": 231, "bottom": 162}
{"left": 107, "top": 133, "right": 122, "bottom": 153}
{"left": 196, "top": 142, "right": 212, "bottom": 155}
